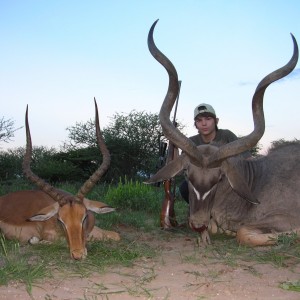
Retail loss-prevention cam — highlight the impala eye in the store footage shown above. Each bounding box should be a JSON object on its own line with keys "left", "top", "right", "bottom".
{"left": 57, "top": 217, "right": 62, "bottom": 223}
{"left": 82, "top": 214, "right": 88, "bottom": 224}
{"left": 57, "top": 217, "right": 66, "bottom": 228}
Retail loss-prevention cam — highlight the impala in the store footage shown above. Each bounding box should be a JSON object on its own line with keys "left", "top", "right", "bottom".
{"left": 0, "top": 99, "right": 120, "bottom": 260}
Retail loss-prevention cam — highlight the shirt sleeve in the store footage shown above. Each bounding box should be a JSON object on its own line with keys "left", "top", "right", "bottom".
{"left": 219, "top": 130, "right": 252, "bottom": 158}
{"left": 225, "top": 130, "right": 238, "bottom": 142}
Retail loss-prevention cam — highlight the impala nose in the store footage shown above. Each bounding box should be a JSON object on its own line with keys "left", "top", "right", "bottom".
{"left": 71, "top": 248, "right": 87, "bottom": 260}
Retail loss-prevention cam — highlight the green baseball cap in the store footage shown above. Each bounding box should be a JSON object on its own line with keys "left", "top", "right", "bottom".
{"left": 194, "top": 103, "right": 216, "bottom": 119}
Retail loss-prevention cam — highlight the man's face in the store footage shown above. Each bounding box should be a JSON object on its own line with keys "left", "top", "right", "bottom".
{"left": 195, "top": 115, "right": 218, "bottom": 137}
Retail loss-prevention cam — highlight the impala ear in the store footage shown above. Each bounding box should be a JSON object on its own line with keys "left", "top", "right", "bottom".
{"left": 221, "top": 159, "right": 260, "bottom": 205}
{"left": 145, "top": 155, "right": 187, "bottom": 184}
{"left": 83, "top": 198, "right": 116, "bottom": 214}
{"left": 28, "top": 202, "right": 60, "bottom": 221}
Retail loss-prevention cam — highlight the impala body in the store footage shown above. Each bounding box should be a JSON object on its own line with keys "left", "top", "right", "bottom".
{"left": 146, "top": 20, "right": 300, "bottom": 246}
{"left": 0, "top": 100, "right": 120, "bottom": 259}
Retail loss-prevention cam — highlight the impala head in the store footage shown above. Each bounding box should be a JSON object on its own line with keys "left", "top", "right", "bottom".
{"left": 23, "top": 99, "right": 114, "bottom": 260}
{"left": 147, "top": 19, "right": 298, "bottom": 174}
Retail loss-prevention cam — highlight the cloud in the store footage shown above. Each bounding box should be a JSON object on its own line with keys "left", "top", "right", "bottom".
{"left": 238, "top": 81, "right": 255, "bottom": 86}
{"left": 285, "top": 68, "right": 300, "bottom": 80}
{"left": 237, "top": 68, "right": 300, "bottom": 87}
{"left": 275, "top": 67, "right": 300, "bottom": 83}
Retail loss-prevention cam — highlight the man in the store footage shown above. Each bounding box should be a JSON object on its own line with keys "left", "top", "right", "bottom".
{"left": 179, "top": 103, "right": 248, "bottom": 202}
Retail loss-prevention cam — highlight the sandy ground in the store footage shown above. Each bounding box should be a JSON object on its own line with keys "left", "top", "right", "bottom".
{"left": 1, "top": 229, "right": 300, "bottom": 300}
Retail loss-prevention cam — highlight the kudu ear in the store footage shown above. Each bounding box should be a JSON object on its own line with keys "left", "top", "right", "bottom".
{"left": 28, "top": 202, "right": 60, "bottom": 221}
{"left": 145, "top": 155, "right": 187, "bottom": 184}
{"left": 221, "top": 159, "right": 260, "bottom": 205}
{"left": 83, "top": 198, "right": 116, "bottom": 214}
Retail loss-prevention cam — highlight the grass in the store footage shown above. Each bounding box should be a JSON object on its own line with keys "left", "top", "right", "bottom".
{"left": 0, "top": 233, "right": 157, "bottom": 295}
{"left": 1, "top": 179, "right": 300, "bottom": 297}
{"left": 280, "top": 280, "right": 300, "bottom": 292}
{"left": 0, "top": 236, "right": 50, "bottom": 294}
{"left": 179, "top": 232, "right": 300, "bottom": 296}
{"left": 196, "top": 233, "right": 300, "bottom": 269}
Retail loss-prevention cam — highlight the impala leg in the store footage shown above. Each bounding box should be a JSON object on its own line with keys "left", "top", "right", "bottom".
{"left": 29, "top": 237, "right": 54, "bottom": 245}
{"left": 88, "top": 226, "right": 120, "bottom": 241}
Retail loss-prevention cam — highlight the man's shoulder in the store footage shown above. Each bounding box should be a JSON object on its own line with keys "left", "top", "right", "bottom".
{"left": 189, "top": 134, "right": 203, "bottom": 145}
{"left": 215, "top": 129, "right": 238, "bottom": 142}
{"left": 217, "top": 129, "right": 236, "bottom": 136}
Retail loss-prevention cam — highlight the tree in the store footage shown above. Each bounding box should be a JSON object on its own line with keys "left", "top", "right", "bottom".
{"left": 237, "top": 135, "right": 262, "bottom": 157}
{"left": 53, "top": 147, "right": 102, "bottom": 182}
{"left": 0, "top": 117, "right": 22, "bottom": 144}
{"left": 63, "top": 110, "right": 168, "bottom": 181}
{"left": 0, "top": 147, "right": 24, "bottom": 180}
{"left": 0, "top": 146, "right": 81, "bottom": 183}
{"left": 249, "top": 142, "right": 262, "bottom": 156}
{"left": 31, "top": 146, "right": 82, "bottom": 183}
{"left": 104, "top": 110, "right": 165, "bottom": 179}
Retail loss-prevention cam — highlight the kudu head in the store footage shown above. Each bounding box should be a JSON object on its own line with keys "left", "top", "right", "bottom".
{"left": 23, "top": 99, "right": 114, "bottom": 260}
{"left": 146, "top": 19, "right": 298, "bottom": 204}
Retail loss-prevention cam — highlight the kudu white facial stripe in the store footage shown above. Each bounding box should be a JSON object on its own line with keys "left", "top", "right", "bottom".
{"left": 190, "top": 182, "right": 213, "bottom": 201}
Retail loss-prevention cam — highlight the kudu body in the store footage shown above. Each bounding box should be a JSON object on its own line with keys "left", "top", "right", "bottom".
{"left": 146, "top": 20, "right": 300, "bottom": 247}
{"left": 0, "top": 100, "right": 120, "bottom": 259}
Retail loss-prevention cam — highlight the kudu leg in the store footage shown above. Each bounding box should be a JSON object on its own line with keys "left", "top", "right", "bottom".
{"left": 160, "top": 180, "right": 178, "bottom": 229}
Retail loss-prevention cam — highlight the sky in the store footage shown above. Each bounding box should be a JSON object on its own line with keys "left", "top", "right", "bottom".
{"left": 1, "top": 0, "right": 299, "bottom": 154}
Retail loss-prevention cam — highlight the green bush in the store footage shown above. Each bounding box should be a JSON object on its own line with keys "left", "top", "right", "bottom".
{"left": 0, "top": 179, "right": 34, "bottom": 196}
{"left": 104, "top": 177, "right": 163, "bottom": 213}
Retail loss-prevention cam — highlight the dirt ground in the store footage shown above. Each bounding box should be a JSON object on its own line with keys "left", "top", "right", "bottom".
{"left": 1, "top": 228, "right": 300, "bottom": 300}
